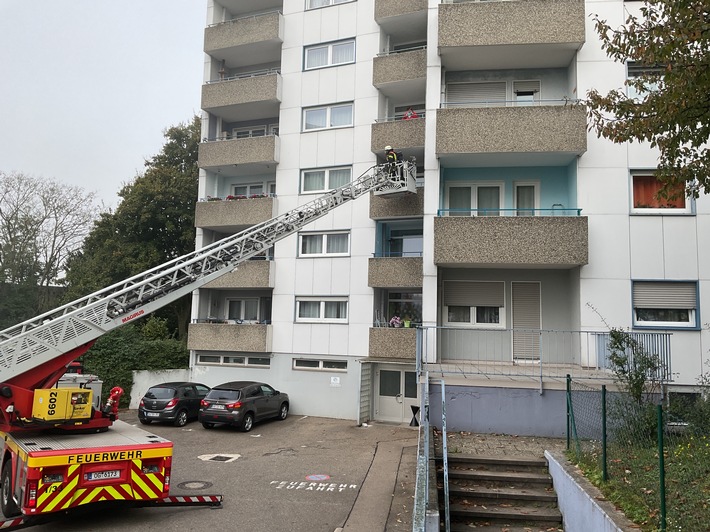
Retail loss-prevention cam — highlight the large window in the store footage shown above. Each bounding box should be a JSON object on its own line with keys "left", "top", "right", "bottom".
{"left": 301, "top": 167, "right": 351, "bottom": 193}
{"left": 303, "top": 103, "right": 353, "bottom": 131}
{"left": 299, "top": 231, "right": 350, "bottom": 257}
{"left": 631, "top": 172, "right": 687, "bottom": 213}
{"left": 633, "top": 281, "right": 698, "bottom": 329}
{"left": 305, "top": 39, "right": 355, "bottom": 70}
{"left": 307, "top": 0, "right": 352, "bottom": 9}
{"left": 293, "top": 358, "right": 347, "bottom": 371}
{"left": 296, "top": 297, "right": 348, "bottom": 323}
{"left": 443, "top": 281, "right": 505, "bottom": 328}
{"left": 446, "top": 184, "right": 502, "bottom": 216}
{"left": 514, "top": 183, "right": 538, "bottom": 216}
{"left": 387, "top": 291, "right": 422, "bottom": 326}
{"left": 376, "top": 219, "right": 423, "bottom": 257}
{"left": 228, "top": 298, "right": 259, "bottom": 322}
{"left": 232, "top": 126, "right": 266, "bottom": 138}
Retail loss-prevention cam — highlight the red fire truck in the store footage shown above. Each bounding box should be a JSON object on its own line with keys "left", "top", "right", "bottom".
{"left": 0, "top": 160, "right": 416, "bottom": 527}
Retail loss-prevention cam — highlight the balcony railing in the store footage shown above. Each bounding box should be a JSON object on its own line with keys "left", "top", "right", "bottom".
{"left": 207, "top": 10, "right": 281, "bottom": 28}
{"left": 437, "top": 208, "right": 582, "bottom": 217}
{"left": 375, "top": 111, "right": 427, "bottom": 122}
{"left": 206, "top": 67, "right": 281, "bottom": 85}
{"left": 417, "top": 327, "right": 673, "bottom": 385}
{"left": 441, "top": 98, "right": 581, "bottom": 109}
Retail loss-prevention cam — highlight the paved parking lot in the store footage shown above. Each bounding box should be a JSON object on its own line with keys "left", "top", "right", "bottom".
{"left": 30, "top": 410, "right": 418, "bottom": 531}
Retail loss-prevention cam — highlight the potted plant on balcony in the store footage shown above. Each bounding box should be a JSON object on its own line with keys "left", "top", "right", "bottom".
{"left": 389, "top": 315, "right": 402, "bottom": 328}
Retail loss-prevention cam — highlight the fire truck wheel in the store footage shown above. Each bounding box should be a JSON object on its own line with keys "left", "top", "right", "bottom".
{"left": 239, "top": 412, "right": 254, "bottom": 432}
{"left": 174, "top": 410, "right": 188, "bottom": 427}
{"left": 1, "top": 462, "right": 19, "bottom": 518}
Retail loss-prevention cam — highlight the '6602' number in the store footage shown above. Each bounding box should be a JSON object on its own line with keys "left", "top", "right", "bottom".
{"left": 48, "top": 390, "right": 58, "bottom": 416}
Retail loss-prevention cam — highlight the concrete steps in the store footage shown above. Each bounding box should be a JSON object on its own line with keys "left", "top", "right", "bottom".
{"left": 437, "top": 454, "right": 563, "bottom": 531}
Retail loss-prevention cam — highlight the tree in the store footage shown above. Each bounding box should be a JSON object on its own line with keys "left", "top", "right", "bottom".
{"left": 586, "top": 0, "right": 710, "bottom": 198}
{"left": 63, "top": 117, "right": 200, "bottom": 339}
{"left": 0, "top": 171, "right": 99, "bottom": 327}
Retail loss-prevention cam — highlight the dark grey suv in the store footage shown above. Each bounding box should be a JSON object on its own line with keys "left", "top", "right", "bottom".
{"left": 199, "top": 381, "right": 289, "bottom": 432}
{"left": 138, "top": 382, "right": 210, "bottom": 427}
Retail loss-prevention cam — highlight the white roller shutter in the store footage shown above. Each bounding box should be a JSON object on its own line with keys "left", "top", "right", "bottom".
{"left": 446, "top": 82, "right": 506, "bottom": 106}
{"left": 512, "top": 282, "right": 541, "bottom": 360}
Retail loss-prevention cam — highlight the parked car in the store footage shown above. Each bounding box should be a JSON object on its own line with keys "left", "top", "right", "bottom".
{"left": 199, "top": 381, "right": 289, "bottom": 432}
{"left": 138, "top": 382, "right": 210, "bottom": 427}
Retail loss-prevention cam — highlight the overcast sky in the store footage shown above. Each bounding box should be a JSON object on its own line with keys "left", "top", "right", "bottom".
{"left": 0, "top": 1, "right": 207, "bottom": 208}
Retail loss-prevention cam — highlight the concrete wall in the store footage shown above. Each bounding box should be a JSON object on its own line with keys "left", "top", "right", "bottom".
{"left": 129, "top": 368, "right": 190, "bottom": 409}
{"left": 428, "top": 383, "right": 567, "bottom": 437}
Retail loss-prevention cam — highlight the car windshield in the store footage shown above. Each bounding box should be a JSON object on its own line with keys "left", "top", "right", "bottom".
{"left": 145, "top": 387, "right": 177, "bottom": 400}
{"left": 207, "top": 389, "right": 240, "bottom": 401}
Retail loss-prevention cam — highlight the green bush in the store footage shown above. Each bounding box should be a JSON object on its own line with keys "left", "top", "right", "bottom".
{"left": 82, "top": 321, "right": 188, "bottom": 407}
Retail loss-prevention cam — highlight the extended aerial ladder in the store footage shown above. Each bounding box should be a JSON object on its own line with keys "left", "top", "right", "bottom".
{"left": 0, "top": 159, "right": 417, "bottom": 433}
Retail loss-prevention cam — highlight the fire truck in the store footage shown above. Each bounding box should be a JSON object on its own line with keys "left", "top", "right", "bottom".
{"left": 0, "top": 160, "right": 416, "bottom": 527}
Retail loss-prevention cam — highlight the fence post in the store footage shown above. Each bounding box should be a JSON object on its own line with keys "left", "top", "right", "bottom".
{"left": 566, "top": 374, "right": 571, "bottom": 450}
{"left": 602, "top": 385, "right": 607, "bottom": 482}
{"left": 657, "top": 404, "right": 666, "bottom": 532}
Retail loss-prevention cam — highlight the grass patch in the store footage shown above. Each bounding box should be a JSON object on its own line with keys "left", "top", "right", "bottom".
{"left": 569, "top": 435, "right": 710, "bottom": 531}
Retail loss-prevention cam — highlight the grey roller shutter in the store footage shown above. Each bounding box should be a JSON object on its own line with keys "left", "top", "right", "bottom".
{"left": 444, "top": 281, "right": 504, "bottom": 307}
{"left": 633, "top": 282, "right": 697, "bottom": 309}
{"left": 446, "top": 82, "right": 506, "bottom": 106}
{"left": 512, "top": 282, "right": 541, "bottom": 360}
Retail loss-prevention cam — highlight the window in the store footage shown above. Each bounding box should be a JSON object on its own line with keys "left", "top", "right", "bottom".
{"left": 632, "top": 281, "right": 697, "bottom": 328}
{"left": 296, "top": 297, "right": 348, "bottom": 323}
{"left": 513, "top": 81, "right": 541, "bottom": 106}
{"left": 631, "top": 172, "right": 687, "bottom": 213}
{"left": 227, "top": 298, "right": 259, "bottom": 322}
{"left": 627, "top": 62, "right": 664, "bottom": 100}
{"left": 377, "top": 219, "right": 423, "bottom": 257}
{"left": 446, "top": 184, "right": 502, "bottom": 216}
{"left": 387, "top": 291, "right": 422, "bottom": 326}
{"left": 232, "top": 126, "right": 266, "bottom": 138}
{"left": 514, "top": 183, "right": 538, "bottom": 216}
{"left": 305, "top": 39, "right": 355, "bottom": 70}
{"left": 443, "top": 281, "right": 505, "bottom": 327}
{"left": 196, "top": 354, "right": 272, "bottom": 367}
{"left": 293, "top": 358, "right": 348, "bottom": 371}
{"left": 232, "top": 183, "right": 264, "bottom": 197}
{"left": 301, "top": 166, "right": 351, "bottom": 193}
{"left": 303, "top": 103, "right": 353, "bottom": 131}
{"left": 299, "top": 231, "right": 350, "bottom": 257}
{"left": 306, "top": 0, "right": 352, "bottom": 9}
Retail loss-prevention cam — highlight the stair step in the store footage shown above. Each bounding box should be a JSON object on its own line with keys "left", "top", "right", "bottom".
{"left": 445, "top": 454, "right": 548, "bottom": 468}
{"left": 448, "top": 501, "right": 563, "bottom": 523}
{"left": 448, "top": 523, "right": 562, "bottom": 532}
{"left": 446, "top": 469, "right": 553, "bottom": 486}
{"left": 447, "top": 484, "right": 558, "bottom": 503}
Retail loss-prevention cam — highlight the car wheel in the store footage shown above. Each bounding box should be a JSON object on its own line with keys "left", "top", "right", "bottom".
{"left": 278, "top": 403, "right": 289, "bottom": 420}
{"left": 174, "top": 410, "right": 188, "bottom": 427}
{"left": 1, "top": 461, "right": 19, "bottom": 518}
{"left": 139, "top": 418, "right": 151, "bottom": 425}
{"left": 240, "top": 412, "right": 254, "bottom": 432}
{"left": 202, "top": 422, "right": 215, "bottom": 429}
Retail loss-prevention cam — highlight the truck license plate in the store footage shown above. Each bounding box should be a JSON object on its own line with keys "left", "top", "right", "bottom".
{"left": 87, "top": 470, "right": 120, "bottom": 481}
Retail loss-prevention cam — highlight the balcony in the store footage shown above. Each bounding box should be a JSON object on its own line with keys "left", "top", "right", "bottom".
{"left": 368, "top": 257, "right": 423, "bottom": 288}
{"left": 187, "top": 323, "right": 272, "bottom": 353}
{"left": 370, "top": 186, "right": 423, "bottom": 219}
{"left": 204, "top": 11, "right": 283, "bottom": 68}
{"left": 202, "top": 260, "right": 274, "bottom": 289}
{"left": 374, "top": 0, "right": 427, "bottom": 42}
{"left": 202, "top": 71, "right": 282, "bottom": 123}
{"left": 198, "top": 135, "right": 279, "bottom": 175}
{"left": 373, "top": 48, "right": 426, "bottom": 100}
{"left": 434, "top": 214, "right": 588, "bottom": 268}
{"left": 196, "top": 196, "right": 275, "bottom": 231}
{"left": 436, "top": 104, "right": 586, "bottom": 166}
{"left": 368, "top": 326, "right": 417, "bottom": 360}
{"left": 371, "top": 116, "right": 425, "bottom": 161}
{"left": 438, "top": 0, "right": 585, "bottom": 70}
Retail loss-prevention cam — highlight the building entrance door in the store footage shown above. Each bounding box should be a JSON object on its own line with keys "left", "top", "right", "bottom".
{"left": 375, "top": 367, "right": 418, "bottom": 423}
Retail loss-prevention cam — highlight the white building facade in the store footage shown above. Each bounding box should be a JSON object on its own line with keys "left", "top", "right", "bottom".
{"left": 189, "top": 0, "right": 709, "bottom": 433}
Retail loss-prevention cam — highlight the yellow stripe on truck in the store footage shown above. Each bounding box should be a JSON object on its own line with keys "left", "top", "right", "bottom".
{"left": 26, "top": 446, "right": 172, "bottom": 468}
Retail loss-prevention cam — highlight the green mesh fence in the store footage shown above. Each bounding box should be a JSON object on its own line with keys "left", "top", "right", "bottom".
{"left": 567, "top": 378, "right": 710, "bottom": 531}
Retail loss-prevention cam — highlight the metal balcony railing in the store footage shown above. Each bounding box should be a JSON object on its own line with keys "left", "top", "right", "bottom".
{"left": 437, "top": 208, "right": 582, "bottom": 216}
{"left": 207, "top": 10, "right": 282, "bottom": 28}
{"left": 441, "top": 98, "right": 582, "bottom": 109}
{"left": 206, "top": 67, "right": 281, "bottom": 85}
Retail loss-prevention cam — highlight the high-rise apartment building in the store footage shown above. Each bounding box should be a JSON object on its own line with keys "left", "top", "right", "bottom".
{"left": 189, "top": 0, "right": 708, "bottom": 435}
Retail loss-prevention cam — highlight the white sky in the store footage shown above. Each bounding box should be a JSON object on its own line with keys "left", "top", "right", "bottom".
{"left": 0, "top": 1, "right": 207, "bottom": 209}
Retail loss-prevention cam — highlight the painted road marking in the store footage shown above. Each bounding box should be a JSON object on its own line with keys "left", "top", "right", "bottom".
{"left": 270, "top": 481, "right": 357, "bottom": 492}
